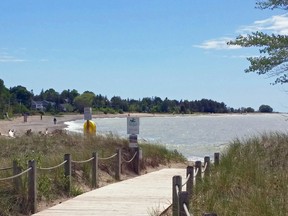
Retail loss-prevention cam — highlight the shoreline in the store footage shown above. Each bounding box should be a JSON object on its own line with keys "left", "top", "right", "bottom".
{"left": 0, "top": 112, "right": 282, "bottom": 137}
{"left": 0, "top": 113, "right": 160, "bottom": 137}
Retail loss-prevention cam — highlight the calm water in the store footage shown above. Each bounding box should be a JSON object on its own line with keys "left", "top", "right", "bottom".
{"left": 65, "top": 113, "right": 288, "bottom": 161}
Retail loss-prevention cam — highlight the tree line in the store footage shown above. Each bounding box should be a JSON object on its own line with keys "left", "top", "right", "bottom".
{"left": 0, "top": 79, "right": 273, "bottom": 118}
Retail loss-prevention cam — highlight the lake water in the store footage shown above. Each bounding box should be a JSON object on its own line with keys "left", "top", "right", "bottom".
{"left": 65, "top": 113, "right": 288, "bottom": 161}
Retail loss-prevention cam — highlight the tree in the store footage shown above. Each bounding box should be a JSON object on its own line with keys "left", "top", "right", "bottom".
{"left": 0, "top": 79, "right": 10, "bottom": 116}
{"left": 228, "top": 0, "right": 288, "bottom": 84}
{"left": 259, "top": 104, "right": 273, "bottom": 112}
{"left": 9, "top": 85, "right": 33, "bottom": 110}
{"left": 73, "top": 92, "right": 95, "bottom": 113}
{"left": 42, "top": 88, "right": 60, "bottom": 102}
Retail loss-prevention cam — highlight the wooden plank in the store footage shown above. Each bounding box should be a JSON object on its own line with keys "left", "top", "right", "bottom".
{"left": 33, "top": 168, "right": 185, "bottom": 216}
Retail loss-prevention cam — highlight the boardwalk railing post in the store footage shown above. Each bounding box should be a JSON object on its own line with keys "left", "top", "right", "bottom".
{"left": 92, "top": 152, "right": 99, "bottom": 188}
{"left": 195, "top": 160, "right": 202, "bottom": 184}
{"left": 64, "top": 154, "right": 71, "bottom": 194}
{"left": 204, "top": 156, "right": 211, "bottom": 177}
{"left": 172, "top": 175, "right": 182, "bottom": 216}
{"left": 186, "top": 166, "right": 194, "bottom": 200}
{"left": 115, "top": 148, "right": 121, "bottom": 181}
{"left": 13, "top": 160, "right": 22, "bottom": 192}
{"left": 179, "top": 191, "right": 189, "bottom": 216}
{"left": 28, "top": 160, "right": 37, "bottom": 214}
{"left": 214, "top": 152, "right": 220, "bottom": 166}
{"left": 135, "top": 147, "right": 141, "bottom": 175}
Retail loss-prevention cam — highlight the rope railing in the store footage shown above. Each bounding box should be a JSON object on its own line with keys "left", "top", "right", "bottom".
{"left": 172, "top": 154, "right": 218, "bottom": 216}
{"left": 0, "top": 167, "right": 31, "bottom": 181}
{"left": 72, "top": 157, "right": 94, "bottom": 164}
{"left": 0, "top": 147, "right": 143, "bottom": 215}
{"left": 38, "top": 160, "right": 67, "bottom": 171}
{"left": 0, "top": 166, "right": 13, "bottom": 171}
{"left": 182, "top": 173, "right": 191, "bottom": 187}
{"left": 122, "top": 151, "right": 137, "bottom": 163}
{"left": 201, "top": 162, "right": 208, "bottom": 173}
{"left": 183, "top": 203, "right": 191, "bottom": 216}
{"left": 194, "top": 167, "right": 199, "bottom": 178}
{"left": 99, "top": 153, "right": 118, "bottom": 160}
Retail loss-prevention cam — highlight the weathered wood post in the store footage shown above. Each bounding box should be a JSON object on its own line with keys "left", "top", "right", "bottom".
{"left": 204, "top": 156, "right": 211, "bottom": 177}
{"left": 195, "top": 160, "right": 202, "bottom": 184}
{"left": 92, "top": 152, "right": 99, "bottom": 188}
{"left": 172, "top": 175, "right": 182, "bottom": 216}
{"left": 13, "top": 160, "right": 22, "bottom": 192}
{"left": 115, "top": 148, "right": 121, "bottom": 181}
{"left": 214, "top": 152, "right": 220, "bottom": 166}
{"left": 28, "top": 160, "right": 36, "bottom": 214}
{"left": 179, "top": 191, "right": 189, "bottom": 216}
{"left": 186, "top": 166, "right": 194, "bottom": 200}
{"left": 64, "top": 154, "right": 71, "bottom": 194}
{"left": 134, "top": 147, "right": 141, "bottom": 175}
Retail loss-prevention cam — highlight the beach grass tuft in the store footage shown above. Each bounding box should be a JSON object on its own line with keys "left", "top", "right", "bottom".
{"left": 191, "top": 132, "right": 288, "bottom": 216}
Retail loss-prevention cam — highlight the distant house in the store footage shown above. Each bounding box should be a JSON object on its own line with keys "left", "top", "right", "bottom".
{"left": 31, "top": 100, "right": 55, "bottom": 111}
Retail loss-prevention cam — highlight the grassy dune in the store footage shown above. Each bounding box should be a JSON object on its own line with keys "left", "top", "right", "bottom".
{"left": 192, "top": 132, "right": 288, "bottom": 216}
{"left": 0, "top": 131, "right": 186, "bottom": 215}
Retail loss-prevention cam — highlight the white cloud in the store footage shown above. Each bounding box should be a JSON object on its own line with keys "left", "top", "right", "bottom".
{"left": 0, "top": 54, "right": 26, "bottom": 62}
{"left": 194, "top": 37, "right": 241, "bottom": 50}
{"left": 238, "top": 13, "right": 288, "bottom": 35}
{"left": 196, "top": 13, "right": 288, "bottom": 50}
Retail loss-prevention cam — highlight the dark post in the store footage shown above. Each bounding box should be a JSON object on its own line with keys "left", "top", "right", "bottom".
{"left": 134, "top": 147, "right": 141, "bottom": 175}
{"left": 172, "top": 175, "right": 182, "bottom": 216}
{"left": 186, "top": 166, "right": 194, "bottom": 200}
{"left": 179, "top": 191, "right": 189, "bottom": 216}
{"left": 92, "top": 152, "right": 99, "bottom": 188}
{"left": 64, "top": 154, "right": 71, "bottom": 194}
{"left": 115, "top": 148, "right": 121, "bottom": 181}
{"left": 13, "top": 160, "right": 22, "bottom": 192}
{"left": 195, "top": 160, "right": 202, "bottom": 184}
{"left": 214, "top": 152, "right": 220, "bottom": 166}
{"left": 28, "top": 160, "right": 37, "bottom": 214}
{"left": 204, "top": 156, "right": 211, "bottom": 177}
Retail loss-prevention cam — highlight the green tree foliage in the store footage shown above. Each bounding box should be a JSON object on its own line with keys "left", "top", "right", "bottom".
{"left": 73, "top": 92, "right": 95, "bottom": 113}
{"left": 0, "top": 79, "right": 10, "bottom": 117}
{"left": 42, "top": 88, "right": 60, "bottom": 102}
{"left": 228, "top": 0, "right": 288, "bottom": 84}
{"left": 256, "top": 0, "right": 288, "bottom": 9}
{"left": 9, "top": 85, "right": 33, "bottom": 109}
{"left": 1, "top": 79, "right": 269, "bottom": 115}
{"left": 259, "top": 104, "right": 273, "bottom": 112}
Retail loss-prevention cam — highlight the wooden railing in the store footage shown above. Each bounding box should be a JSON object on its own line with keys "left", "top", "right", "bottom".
{"left": 172, "top": 152, "right": 220, "bottom": 216}
{"left": 0, "top": 147, "right": 141, "bottom": 214}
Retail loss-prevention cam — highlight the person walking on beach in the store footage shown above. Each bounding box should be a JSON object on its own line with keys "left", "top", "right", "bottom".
{"left": 53, "top": 118, "right": 57, "bottom": 125}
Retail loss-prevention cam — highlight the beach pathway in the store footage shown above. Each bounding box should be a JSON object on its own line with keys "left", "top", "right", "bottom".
{"left": 32, "top": 168, "right": 186, "bottom": 216}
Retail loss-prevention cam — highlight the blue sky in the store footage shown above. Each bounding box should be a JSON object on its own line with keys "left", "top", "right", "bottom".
{"left": 1, "top": 0, "right": 288, "bottom": 112}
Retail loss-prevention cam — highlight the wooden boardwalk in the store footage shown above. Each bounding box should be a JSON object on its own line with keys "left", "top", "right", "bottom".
{"left": 33, "top": 168, "right": 186, "bottom": 216}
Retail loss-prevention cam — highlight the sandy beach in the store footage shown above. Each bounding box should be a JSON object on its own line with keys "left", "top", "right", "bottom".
{"left": 0, "top": 114, "right": 83, "bottom": 137}
{"left": 0, "top": 113, "right": 159, "bottom": 137}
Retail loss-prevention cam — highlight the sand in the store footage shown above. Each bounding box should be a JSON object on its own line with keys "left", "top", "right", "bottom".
{"left": 0, "top": 114, "right": 83, "bottom": 137}
{"left": 0, "top": 113, "right": 160, "bottom": 137}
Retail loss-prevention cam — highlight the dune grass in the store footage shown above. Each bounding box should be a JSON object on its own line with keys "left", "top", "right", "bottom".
{"left": 191, "top": 132, "right": 288, "bottom": 216}
{"left": 0, "top": 131, "right": 186, "bottom": 215}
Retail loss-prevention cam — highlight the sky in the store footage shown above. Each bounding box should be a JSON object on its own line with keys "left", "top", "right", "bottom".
{"left": 1, "top": 0, "right": 288, "bottom": 112}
